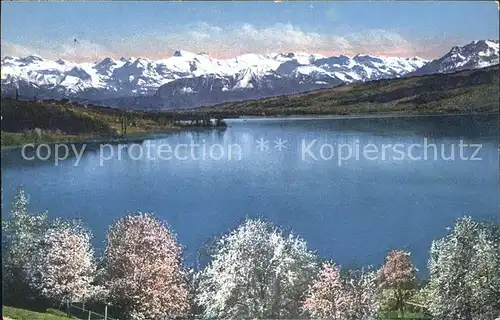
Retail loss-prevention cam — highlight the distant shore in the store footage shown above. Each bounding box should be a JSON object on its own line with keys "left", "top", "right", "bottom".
{"left": 199, "top": 104, "right": 499, "bottom": 119}
{"left": 1, "top": 97, "right": 227, "bottom": 149}
{"left": 3, "top": 110, "right": 497, "bottom": 150}
{"left": 1, "top": 126, "right": 227, "bottom": 150}
{"left": 233, "top": 110, "right": 499, "bottom": 120}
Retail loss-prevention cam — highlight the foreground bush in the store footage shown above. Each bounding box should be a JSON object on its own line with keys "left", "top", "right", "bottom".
{"left": 103, "top": 212, "right": 189, "bottom": 320}
{"left": 303, "top": 263, "right": 379, "bottom": 319}
{"left": 428, "top": 217, "right": 500, "bottom": 320}
{"left": 196, "top": 218, "right": 317, "bottom": 319}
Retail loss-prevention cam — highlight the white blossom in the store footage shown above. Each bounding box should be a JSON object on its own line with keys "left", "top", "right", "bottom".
{"left": 427, "top": 217, "right": 500, "bottom": 320}
{"left": 2, "top": 188, "right": 50, "bottom": 301}
{"left": 196, "top": 218, "right": 317, "bottom": 319}
{"left": 24, "top": 223, "right": 96, "bottom": 303}
{"left": 103, "top": 212, "right": 189, "bottom": 320}
{"left": 303, "top": 263, "right": 379, "bottom": 320}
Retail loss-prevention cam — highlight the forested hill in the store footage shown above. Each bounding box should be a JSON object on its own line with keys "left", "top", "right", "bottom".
{"left": 194, "top": 65, "right": 499, "bottom": 116}
{"left": 0, "top": 98, "right": 184, "bottom": 146}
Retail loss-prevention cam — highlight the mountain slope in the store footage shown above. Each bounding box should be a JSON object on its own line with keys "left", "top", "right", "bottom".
{"left": 410, "top": 40, "right": 499, "bottom": 76}
{"left": 195, "top": 65, "right": 499, "bottom": 116}
{"left": 1, "top": 51, "right": 426, "bottom": 108}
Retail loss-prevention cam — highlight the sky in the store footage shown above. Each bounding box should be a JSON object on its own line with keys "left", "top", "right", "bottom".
{"left": 1, "top": 1, "right": 499, "bottom": 62}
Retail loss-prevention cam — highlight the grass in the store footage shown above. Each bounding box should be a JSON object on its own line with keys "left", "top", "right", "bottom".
{"left": 195, "top": 65, "right": 499, "bottom": 116}
{"left": 2, "top": 305, "right": 429, "bottom": 320}
{"left": 2, "top": 306, "right": 72, "bottom": 320}
{"left": 1, "top": 131, "right": 86, "bottom": 148}
{"left": 380, "top": 310, "right": 430, "bottom": 319}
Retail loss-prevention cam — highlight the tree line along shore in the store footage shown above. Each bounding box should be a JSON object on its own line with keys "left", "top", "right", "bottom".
{"left": 0, "top": 97, "right": 227, "bottom": 148}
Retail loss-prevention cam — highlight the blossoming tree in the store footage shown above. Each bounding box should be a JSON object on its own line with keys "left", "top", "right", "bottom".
{"left": 427, "top": 217, "right": 500, "bottom": 320}
{"left": 25, "top": 222, "right": 95, "bottom": 303}
{"left": 2, "top": 188, "right": 50, "bottom": 303}
{"left": 378, "top": 249, "right": 416, "bottom": 316}
{"left": 303, "top": 263, "right": 349, "bottom": 319}
{"left": 196, "top": 218, "right": 317, "bottom": 319}
{"left": 303, "top": 263, "right": 379, "bottom": 319}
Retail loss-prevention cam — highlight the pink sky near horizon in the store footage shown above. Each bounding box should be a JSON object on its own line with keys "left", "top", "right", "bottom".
{"left": 0, "top": 31, "right": 483, "bottom": 63}
{"left": 2, "top": 1, "right": 498, "bottom": 63}
{"left": 53, "top": 47, "right": 451, "bottom": 63}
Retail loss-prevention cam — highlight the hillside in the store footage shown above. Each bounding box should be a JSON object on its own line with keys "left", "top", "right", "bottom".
{"left": 194, "top": 65, "right": 499, "bottom": 116}
{"left": 0, "top": 98, "right": 196, "bottom": 147}
{"left": 2, "top": 306, "right": 69, "bottom": 320}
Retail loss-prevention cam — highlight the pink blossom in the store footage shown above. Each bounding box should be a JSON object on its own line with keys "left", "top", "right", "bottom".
{"left": 103, "top": 212, "right": 189, "bottom": 319}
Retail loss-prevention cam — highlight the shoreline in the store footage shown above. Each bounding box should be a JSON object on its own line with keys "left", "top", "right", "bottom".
{"left": 234, "top": 110, "right": 499, "bottom": 121}
{"left": 2, "top": 110, "right": 497, "bottom": 150}
{"left": 1, "top": 126, "right": 226, "bottom": 151}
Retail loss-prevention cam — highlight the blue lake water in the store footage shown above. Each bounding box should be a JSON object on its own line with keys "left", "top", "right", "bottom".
{"left": 2, "top": 114, "right": 499, "bottom": 272}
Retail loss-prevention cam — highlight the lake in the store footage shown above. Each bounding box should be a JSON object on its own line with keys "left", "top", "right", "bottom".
{"left": 2, "top": 114, "right": 499, "bottom": 272}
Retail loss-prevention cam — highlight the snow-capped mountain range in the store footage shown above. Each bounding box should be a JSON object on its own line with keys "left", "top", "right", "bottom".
{"left": 410, "top": 40, "right": 499, "bottom": 76}
{"left": 1, "top": 40, "right": 498, "bottom": 110}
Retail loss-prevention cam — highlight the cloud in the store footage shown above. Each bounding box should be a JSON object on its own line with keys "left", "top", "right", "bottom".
{"left": 1, "top": 23, "right": 465, "bottom": 61}
{"left": 60, "top": 39, "right": 111, "bottom": 61}
{"left": 1, "top": 41, "right": 34, "bottom": 57}
{"left": 1, "top": 38, "right": 113, "bottom": 62}
{"left": 232, "top": 23, "right": 327, "bottom": 53}
{"left": 145, "top": 23, "right": 430, "bottom": 59}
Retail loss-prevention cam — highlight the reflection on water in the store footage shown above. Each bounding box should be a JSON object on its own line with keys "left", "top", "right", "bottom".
{"left": 228, "top": 114, "right": 498, "bottom": 140}
{"left": 1, "top": 114, "right": 499, "bottom": 272}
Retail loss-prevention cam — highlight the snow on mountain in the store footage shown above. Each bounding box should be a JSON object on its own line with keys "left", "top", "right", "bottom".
{"left": 1, "top": 40, "right": 496, "bottom": 109}
{"left": 267, "top": 52, "right": 326, "bottom": 65}
{"left": 410, "top": 40, "right": 499, "bottom": 76}
{"left": 150, "top": 69, "right": 341, "bottom": 109}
